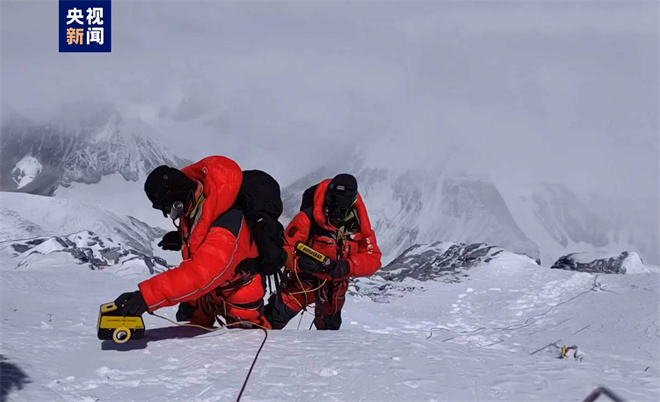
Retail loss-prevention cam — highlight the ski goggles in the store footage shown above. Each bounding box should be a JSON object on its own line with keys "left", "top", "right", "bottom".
{"left": 327, "top": 184, "right": 358, "bottom": 209}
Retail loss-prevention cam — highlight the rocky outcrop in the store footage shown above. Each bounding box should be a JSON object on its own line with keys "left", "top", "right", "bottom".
{"left": 550, "top": 251, "right": 656, "bottom": 275}
{"left": 9, "top": 230, "right": 171, "bottom": 275}
{"left": 348, "top": 241, "right": 539, "bottom": 303}
{"left": 378, "top": 241, "right": 539, "bottom": 283}
{"left": 0, "top": 191, "right": 166, "bottom": 256}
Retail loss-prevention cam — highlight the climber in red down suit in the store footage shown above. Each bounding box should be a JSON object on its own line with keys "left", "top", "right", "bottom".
{"left": 265, "top": 173, "right": 382, "bottom": 330}
{"left": 113, "top": 156, "right": 271, "bottom": 329}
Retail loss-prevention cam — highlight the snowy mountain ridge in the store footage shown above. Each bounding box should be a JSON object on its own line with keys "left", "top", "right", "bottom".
{"left": 0, "top": 109, "right": 190, "bottom": 196}
{"left": 2, "top": 107, "right": 655, "bottom": 267}
{"left": 287, "top": 133, "right": 658, "bottom": 266}
{"left": 0, "top": 191, "right": 165, "bottom": 256}
{"left": 352, "top": 240, "right": 658, "bottom": 303}
{"left": 379, "top": 241, "right": 539, "bottom": 281}
{"left": 282, "top": 156, "right": 658, "bottom": 266}
{"left": 282, "top": 164, "right": 541, "bottom": 266}
{"left": 498, "top": 180, "right": 659, "bottom": 266}
{"left": 350, "top": 241, "right": 538, "bottom": 303}
{"left": 5, "top": 230, "right": 170, "bottom": 278}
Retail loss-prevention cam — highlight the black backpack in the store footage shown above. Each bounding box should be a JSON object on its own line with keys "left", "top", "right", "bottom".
{"left": 300, "top": 184, "right": 318, "bottom": 212}
{"left": 234, "top": 170, "right": 287, "bottom": 289}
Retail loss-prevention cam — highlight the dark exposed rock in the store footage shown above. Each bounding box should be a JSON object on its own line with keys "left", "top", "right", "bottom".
{"left": 350, "top": 241, "right": 539, "bottom": 303}
{"left": 10, "top": 230, "right": 172, "bottom": 273}
{"left": 379, "top": 241, "right": 538, "bottom": 283}
{"left": 551, "top": 251, "right": 637, "bottom": 274}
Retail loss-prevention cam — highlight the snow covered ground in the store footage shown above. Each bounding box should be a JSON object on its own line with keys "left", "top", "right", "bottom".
{"left": 1, "top": 241, "right": 658, "bottom": 401}
{"left": 0, "top": 191, "right": 164, "bottom": 256}
{"left": 54, "top": 173, "right": 170, "bottom": 233}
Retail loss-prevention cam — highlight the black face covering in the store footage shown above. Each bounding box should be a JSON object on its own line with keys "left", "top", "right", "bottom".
{"left": 326, "top": 174, "right": 358, "bottom": 226}
{"left": 328, "top": 206, "right": 352, "bottom": 227}
{"left": 144, "top": 166, "right": 196, "bottom": 218}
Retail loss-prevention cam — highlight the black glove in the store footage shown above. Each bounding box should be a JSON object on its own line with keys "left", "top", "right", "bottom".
{"left": 298, "top": 256, "right": 350, "bottom": 279}
{"left": 114, "top": 291, "right": 148, "bottom": 316}
{"left": 297, "top": 255, "right": 327, "bottom": 274}
{"left": 158, "top": 231, "right": 182, "bottom": 251}
{"left": 235, "top": 258, "right": 260, "bottom": 275}
{"left": 328, "top": 260, "right": 350, "bottom": 279}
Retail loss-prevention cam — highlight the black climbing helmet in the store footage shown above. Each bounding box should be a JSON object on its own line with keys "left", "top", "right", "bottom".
{"left": 144, "top": 165, "right": 196, "bottom": 217}
{"left": 327, "top": 173, "right": 358, "bottom": 209}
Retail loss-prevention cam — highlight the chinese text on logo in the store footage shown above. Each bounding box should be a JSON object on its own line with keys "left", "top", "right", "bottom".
{"left": 59, "top": 0, "right": 111, "bottom": 52}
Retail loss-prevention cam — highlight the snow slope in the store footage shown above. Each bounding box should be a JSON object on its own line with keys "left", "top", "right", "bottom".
{"left": 5, "top": 230, "right": 171, "bottom": 277}
{"left": 54, "top": 173, "right": 170, "bottom": 233}
{"left": 1, "top": 242, "right": 657, "bottom": 401}
{"left": 0, "top": 191, "right": 164, "bottom": 255}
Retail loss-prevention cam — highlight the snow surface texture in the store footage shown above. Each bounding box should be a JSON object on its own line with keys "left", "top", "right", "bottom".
{"left": 0, "top": 191, "right": 165, "bottom": 256}
{"left": 551, "top": 251, "right": 660, "bottom": 275}
{"left": 0, "top": 110, "right": 190, "bottom": 196}
{"left": 10, "top": 155, "right": 42, "bottom": 189}
{"left": 1, "top": 238, "right": 658, "bottom": 401}
{"left": 5, "top": 230, "right": 170, "bottom": 277}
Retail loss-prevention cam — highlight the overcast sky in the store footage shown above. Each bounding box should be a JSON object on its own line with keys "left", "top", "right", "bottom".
{"left": 1, "top": 0, "right": 658, "bottom": 199}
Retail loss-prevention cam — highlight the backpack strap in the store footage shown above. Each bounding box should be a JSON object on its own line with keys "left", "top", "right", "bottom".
{"left": 210, "top": 207, "right": 243, "bottom": 238}
{"left": 302, "top": 207, "right": 324, "bottom": 239}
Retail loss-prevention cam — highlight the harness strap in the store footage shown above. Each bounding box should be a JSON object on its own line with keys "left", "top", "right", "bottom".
{"left": 226, "top": 299, "right": 265, "bottom": 311}
{"left": 190, "top": 191, "right": 205, "bottom": 220}
{"left": 214, "top": 273, "right": 252, "bottom": 296}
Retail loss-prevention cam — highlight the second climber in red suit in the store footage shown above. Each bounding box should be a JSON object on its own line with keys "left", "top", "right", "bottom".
{"left": 113, "top": 156, "right": 272, "bottom": 329}
{"left": 264, "top": 173, "right": 382, "bottom": 330}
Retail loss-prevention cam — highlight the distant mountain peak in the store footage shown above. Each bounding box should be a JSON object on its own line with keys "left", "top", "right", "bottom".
{"left": 282, "top": 165, "right": 540, "bottom": 265}
{"left": 1, "top": 110, "right": 191, "bottom": 195}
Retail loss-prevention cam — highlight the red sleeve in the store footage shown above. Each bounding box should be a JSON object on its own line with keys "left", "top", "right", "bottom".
{"left": 283, "top": 211, "right": 311, "bottom": 271}
{"left": 138, "top": 226, "right": 243, "bottom": 312}
{"left": 347, "top": 228, "right": 382, "bottom": 278}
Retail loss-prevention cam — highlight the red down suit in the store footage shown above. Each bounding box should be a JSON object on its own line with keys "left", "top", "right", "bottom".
{"left": 138, "top": 156, "right": 270, "bottom": 328}
{"left": 266, "top": 178, "right": 382, "bottom": 330}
